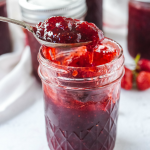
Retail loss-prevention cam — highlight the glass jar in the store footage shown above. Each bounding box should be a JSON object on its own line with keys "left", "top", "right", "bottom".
{"left": 85, "top": 0, "right": 103, "bottom": 30}
{"left": 0, "top": 0, "right": 11, "bottom": 55}
{"left": 19, "top": 0, "right": 87, "bottom": 82}
{"left": 128, "top": 0, "right": 150, "bottom": 60}
{"left": 38, "top": 38, "right": 124, "bottom": 150}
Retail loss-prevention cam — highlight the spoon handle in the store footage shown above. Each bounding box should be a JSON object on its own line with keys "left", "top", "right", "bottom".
{"left": 0, "top": 16, "right": 33, "bottom": 32}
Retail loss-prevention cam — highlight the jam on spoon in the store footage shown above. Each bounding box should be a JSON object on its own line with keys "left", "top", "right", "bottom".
{"left": 33, "top": 16, "right": 104, "bottom": 52}
{"left": 35, "top": 16, "right": 118, "bottom": 67}
{"left": 0, "top": 16, "right": 90, "bottom": 49}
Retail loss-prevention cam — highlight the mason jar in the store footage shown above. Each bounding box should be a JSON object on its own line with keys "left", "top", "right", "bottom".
{"left": 85, "top": 0, "right": 103, "bottom": 30}
{"left": 19, "top": 0, "right": 87, "bottom": 81}
{"left": 128, "top": 0, "right": 150, "bottom": 60}
{"left": 38, "top": 38, "right": 124, "bottom": 150}
{"left": 0, "top": 0, "right": 11, "bottom": 55}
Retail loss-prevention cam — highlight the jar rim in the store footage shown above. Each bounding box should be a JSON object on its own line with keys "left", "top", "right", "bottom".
{"left": 38, "top": 37, "right": 124, "bottom": 89}
{"left": 38, "top": 37, "right": 124, "bottom": 70}
{"left": 38, "top": 65, "right": 125, "bottom": 90}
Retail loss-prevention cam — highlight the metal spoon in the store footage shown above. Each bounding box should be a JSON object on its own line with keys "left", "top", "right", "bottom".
{"left": 0, "top": 16, "right": 91, "bottom": 48}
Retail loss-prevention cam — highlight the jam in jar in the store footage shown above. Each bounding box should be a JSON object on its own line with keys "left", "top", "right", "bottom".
{"left": 38, "top": 16, "right": 124, "bottom": 150}
{"left": 0, "top": 0, "right": 12, "bottom": 55}
{"left": 128, "top": 0, "right": 150, "bottom": 60}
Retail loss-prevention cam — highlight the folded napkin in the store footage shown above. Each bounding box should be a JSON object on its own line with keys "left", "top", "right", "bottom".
{"left": 0, "top": 46, "right": 42, "bottom": 123}
{"left": 0, "top": 0, "right": 42, "bottom": 123}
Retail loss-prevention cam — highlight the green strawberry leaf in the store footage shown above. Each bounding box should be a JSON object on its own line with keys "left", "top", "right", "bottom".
{"left": 134, "top": 54, "right": 140, "bottom": 65}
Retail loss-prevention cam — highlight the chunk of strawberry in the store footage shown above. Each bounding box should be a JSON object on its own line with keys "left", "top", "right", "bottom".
{"left": 121, "top": 66, "right": 133, "bottom": 90}
{"left": 137, "top": 59, "right": 150, "bottom": 72}
{"left": 136, "top": 71, "right": 150, "bottom": 91}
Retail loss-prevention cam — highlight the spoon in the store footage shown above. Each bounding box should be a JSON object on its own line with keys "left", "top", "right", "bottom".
{"left": 0, "top": 16, "right": 91, "bottom": 48}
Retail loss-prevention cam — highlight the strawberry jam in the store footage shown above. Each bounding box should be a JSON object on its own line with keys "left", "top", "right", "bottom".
{"left": 42, "top": 43, "right": 119, "bottom": 69}
{"left": 33, "top": 16, "right": 104, "bottom": 52}
{"left": 44, "top": 83, "right": 120, "bottom": 150}
{"left": 37, "top": 17, "right": 124, "bottom": 150}
{"left": 128, "top": 1, "right": 150, "bottom": 60}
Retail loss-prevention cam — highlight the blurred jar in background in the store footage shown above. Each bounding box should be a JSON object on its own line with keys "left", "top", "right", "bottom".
{"left": 103, "top": 0, "right": 129, "bottom": 31}
{"left": 19, "top": 0, "right": 87, "bottom": 82}
{"left": 85, "top": 0, "right": 103, "bottom": 30}
{"left": 128, "top": 0, "right": 150, "bottom": 60}
{"left": 0, "top": 0, "right": 12, "bottom": 55}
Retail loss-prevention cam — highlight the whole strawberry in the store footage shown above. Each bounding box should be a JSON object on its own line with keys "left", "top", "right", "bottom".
{"left": 136, "top": 71, "right": 150, "bottom": 91}
{"left": 121, "top": 66, "right": 133, "bottom": 90}
{"left": 137, "top": 59, "right": 150, "bottom": 72}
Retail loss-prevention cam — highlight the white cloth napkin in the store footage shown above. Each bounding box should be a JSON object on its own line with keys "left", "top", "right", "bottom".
{"left": 0, "top": 0, "right": 42, "bottom": 123}
{"left": 0, "top": 47, "right": 42, "bottom": 122}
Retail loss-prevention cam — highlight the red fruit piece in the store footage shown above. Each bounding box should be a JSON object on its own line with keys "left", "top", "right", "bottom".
{"left": 137, "top": 59, "right": 150, "bottom": 72}
{"left": 136, "top": 71, "right": 150, "bottom": 91}
{"left": 121, "top": 66, "right": 133, "bottom": 90}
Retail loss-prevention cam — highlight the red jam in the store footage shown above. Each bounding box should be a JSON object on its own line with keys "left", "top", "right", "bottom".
{"left": 36, "top": 16, "right": 117, "bottom": 68}
{"left": 44, "top": 84, "right": 120, "bottom": 150}
{"left": 38, "top": 16, "right": 122, "bottom": 150}
{"left": 42, "top": 44, "right": 118, "bottom": 68}
{"left": 41, "top": 39, "right": 120, "bottom": 150}
{"left": 33, "top": 16, "right": 104, "bottom": 52}
{"left": 42, "top": 40, "right": 121, "bottom": 149}
{"left": 41, "top": 38, "right": 122, "bottom": 150}
{"left": 128, "top": 1, "right": 150, "bottom": 60}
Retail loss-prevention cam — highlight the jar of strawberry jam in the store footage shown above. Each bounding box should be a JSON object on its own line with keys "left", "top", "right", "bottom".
{"left": 19, "top": 0, "right": 87, "bottom": 81}
{"left": 0, "top": 0, "right": 11, "bottom": 55}
{"left": 38, "top": 38, "right": 124, "bottom": 150}
{"left": 85, "top": 0, "right": 103, "bottom": 30}
{"left": 128, "top": 0, "right": 150, "bottom": 60}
